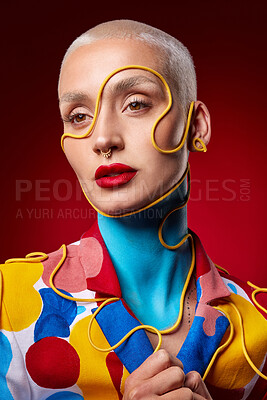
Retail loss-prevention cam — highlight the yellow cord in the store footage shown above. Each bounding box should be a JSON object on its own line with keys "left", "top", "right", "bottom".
{"left": 0, "top": 270, "right": 2, "bottom": 314}
{"left": 61, "top": 64, "right": 195, "bottom": 155}
{"left": 87, "top": 297, "right": 162, "bottom": 353}
{"left": 60, "top": 65, "right": 196, "bottom": 219}
{"left": 158, "top": 166, "right": 190, "bottom": 250}
{"left": 203, "top": 300, "right": 267, "bottom": 381}
{"left": 192, "top": 137, "right": 207, "bottom": 153}
{"left": 247, "top": 281, "right": 267, "bottom": 315}
{"left": 48, "top": 233, "right": 196, "bottom": 354}
{"left": 4, "top": 237, "right": 265, "bottom": 382}
{"left": 2, "top": 65, "right": 264, "bottom": 381}
{"left": 159, "top": 235, "right": 195, "bottom": 334}
{"left": 151, "top": 101, "right": 195, "bottom": 154}
{"left": 202, "top": 306, "right": 234, "bottom": 381}
{"left": 61, "top": 65, "right": 173, "bottom": 151}
{"left": 48, "top": 244, "right": 110, "bottom": 303}
{"left": 214, "top": 264, "right": 230, "bottom": 275}
{"left": 229, "top": 300, "right": 267, "bottom": 380}
{"left": 81, "top": 162, "right": 190, "bottom": 219}
{"left": 5, "top": 252, "right": 48, "bottom": 264}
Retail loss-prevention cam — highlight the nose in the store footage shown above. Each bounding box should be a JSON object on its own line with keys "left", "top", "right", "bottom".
{"left": 92, "top": 106, "right": 125, "bottom": 156}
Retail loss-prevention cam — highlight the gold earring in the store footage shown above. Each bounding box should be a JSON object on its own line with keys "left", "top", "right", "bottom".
{"left": 100, "top": 148, "right": 112, "bottom": 158}
{"left": 192, "top": 137, "right": 207, "bottom": 152}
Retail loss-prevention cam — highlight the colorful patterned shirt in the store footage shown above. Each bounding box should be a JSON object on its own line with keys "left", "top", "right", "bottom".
{"left": 0, "top": 222, "right": 266, "bottom": 399}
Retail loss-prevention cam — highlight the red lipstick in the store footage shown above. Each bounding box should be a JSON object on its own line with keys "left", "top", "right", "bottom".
{"left": 95, "top": 163, "right": 137, "bottom": 188}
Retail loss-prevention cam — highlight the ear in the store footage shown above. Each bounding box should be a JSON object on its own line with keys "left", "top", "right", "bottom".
{"left": 188, "top": 101, "right": 211, "bottom": 152}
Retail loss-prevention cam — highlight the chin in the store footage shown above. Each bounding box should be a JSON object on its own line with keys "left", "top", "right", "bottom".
{"left": 94, "top": 199, "right": 146, "bottom": 217}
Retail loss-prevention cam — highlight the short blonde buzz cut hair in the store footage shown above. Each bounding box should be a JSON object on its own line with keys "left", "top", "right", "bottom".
{"left": 60, "top": 19, "right": 197, "bottom": 115}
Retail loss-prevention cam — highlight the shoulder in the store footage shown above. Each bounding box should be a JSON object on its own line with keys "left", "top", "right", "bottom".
{"left": 0, "top": 225, "right": 108, "bottom": 299}
{"left": 216, "top": 267, "right": 267, "bottom": 318}
{"left": 206, "top": 267, "right": 267, "bottom": 398}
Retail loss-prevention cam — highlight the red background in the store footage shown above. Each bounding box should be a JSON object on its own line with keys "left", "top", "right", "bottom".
{"left": 1, "top": 1, "right": 266, "bottom": 287}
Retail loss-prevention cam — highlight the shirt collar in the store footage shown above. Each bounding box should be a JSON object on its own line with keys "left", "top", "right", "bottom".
{"left": 81, "top": 222, "right": 230, "bottom": 301}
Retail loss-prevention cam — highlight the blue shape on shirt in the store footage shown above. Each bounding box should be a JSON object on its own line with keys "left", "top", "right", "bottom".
{"left": 34, "top": 288, "right": 77, "bottom": 342}
{"left": 227, "top": 283, "right": 238, "bottom": 294}
{"left": 77, "top": 306, "right": 86, "bottom": 315}
{"left": 93, "top": 300, "right": 154, "bottom": 373}
{"left": 0, "top": 332, "right": 13, "bottom": 400}
{"left": 177, "top": 315, "right": 229, "bottom": 375}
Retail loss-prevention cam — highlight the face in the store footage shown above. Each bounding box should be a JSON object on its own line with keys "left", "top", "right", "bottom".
{"left": 58, "top": 39, "right": 188, "bottom": 215}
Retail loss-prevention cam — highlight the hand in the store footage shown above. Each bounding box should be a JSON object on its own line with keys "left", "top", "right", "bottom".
{"left": 123, "top": 349, "right": 212, "bottom": 399}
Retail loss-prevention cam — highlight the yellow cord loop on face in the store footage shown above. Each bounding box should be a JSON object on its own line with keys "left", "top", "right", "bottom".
{"left": 152, "top": 100, "right": 194, "bottom": 154}
{"left": 60, "top": 65, "right": 195, "bottom": 219}
{"left": 247, "top": 281, "right": 267, "bottom": 315}
{"left": 203, "top": 300, "right": 267, "bottom": 381}
{"left": 61, "top": 65, "right": 173, "bottom": 151}
{"left": 61, "top": 64, "right": 195, "bottom": 155}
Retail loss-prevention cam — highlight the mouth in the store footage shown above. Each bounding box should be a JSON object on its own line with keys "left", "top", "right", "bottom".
{"left": 95, "top": 163, "right": 137, "bottom": 188}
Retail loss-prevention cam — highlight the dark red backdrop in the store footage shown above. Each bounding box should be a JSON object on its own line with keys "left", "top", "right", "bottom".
{"left": 1, "top": 1, "right": 266, "bottom": 287}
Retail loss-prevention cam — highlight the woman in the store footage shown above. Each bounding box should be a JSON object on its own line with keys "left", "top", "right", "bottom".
{"left": 0, "top": 20, "right": 266, "bottom": 400}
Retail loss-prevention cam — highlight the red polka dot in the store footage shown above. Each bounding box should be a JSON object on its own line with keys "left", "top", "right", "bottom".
{"left": 26, "top": 337, "right": 80, "bottom": 389}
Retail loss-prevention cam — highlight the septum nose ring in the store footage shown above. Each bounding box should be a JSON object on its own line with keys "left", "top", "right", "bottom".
{"left": 100, "top": 148, "right": 112, "bottom": 158}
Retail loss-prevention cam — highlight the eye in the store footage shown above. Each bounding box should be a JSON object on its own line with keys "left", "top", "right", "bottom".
{"left": 125, "top": 98, "right": 150, "bottom": 112}
{"left": 64, "top": 112, "right": 92, "bottom": 126}
{"left": 73, "top": 113, "right": 87, "bottom": 123}
{"left": 129, "top": 101, "right": 143, "bottom": 111}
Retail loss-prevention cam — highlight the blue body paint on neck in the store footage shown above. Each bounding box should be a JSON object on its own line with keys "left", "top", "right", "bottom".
{"left": 98, "top": 179, "right": 192, "bottom": 330}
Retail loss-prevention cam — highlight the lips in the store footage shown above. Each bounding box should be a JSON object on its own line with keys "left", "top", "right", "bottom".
{"left": 95, "top": 163, "right": 137, "bottom": 188}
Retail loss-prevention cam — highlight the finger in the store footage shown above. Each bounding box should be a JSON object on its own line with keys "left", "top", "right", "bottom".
{"left": 184, "top": 371, "right": 213, "bottom": 400}
{"left": 161, "top": 386, "right": 195, "bottom": 399}
{"left": 161, "top": 388, "right": 209, "bottom": 400}
{"left": 124, "top": 366, "right": 185, "bottom": 399}
{"left": 149, "top": 365, "right": 185, "bottom": 395}
{"left": 130, "top": 349, "right": 184, "bottom": 380}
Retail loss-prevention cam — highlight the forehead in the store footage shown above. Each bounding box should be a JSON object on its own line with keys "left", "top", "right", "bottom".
{"left": 58, "top": 39, "right": 164, "bottom": 96}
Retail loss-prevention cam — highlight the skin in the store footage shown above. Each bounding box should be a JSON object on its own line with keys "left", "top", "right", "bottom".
{"left": 58, "top": 39, "right": 211, "bottom": 215}
{"left": 59, "top": 38, "right": 212, "bottom": 399}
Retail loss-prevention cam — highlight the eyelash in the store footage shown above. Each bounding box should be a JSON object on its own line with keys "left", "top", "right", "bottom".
{"left": 62, "top": 112, "right": 91, "bottom": 125}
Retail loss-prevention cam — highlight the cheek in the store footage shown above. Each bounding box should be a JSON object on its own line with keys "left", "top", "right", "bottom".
{"left": 153, "top": 111, "right": 185, "bottom": 151}
{"left": 63, "top": 140, "right": 90, "bottom": 178}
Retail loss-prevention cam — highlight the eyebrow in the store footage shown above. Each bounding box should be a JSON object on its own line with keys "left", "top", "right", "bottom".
{"left": 110, "top": 75, "right": 161, "bottom": 95}
{"left": 59, "top": 75, "right": 164, "bottom": 105}
{"left": 59, "top": 91, "right": 89, "bottom": 104}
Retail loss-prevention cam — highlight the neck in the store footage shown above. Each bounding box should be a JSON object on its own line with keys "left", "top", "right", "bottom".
{"left": 98, "top": 178, "right": 192, "bottom": 330}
